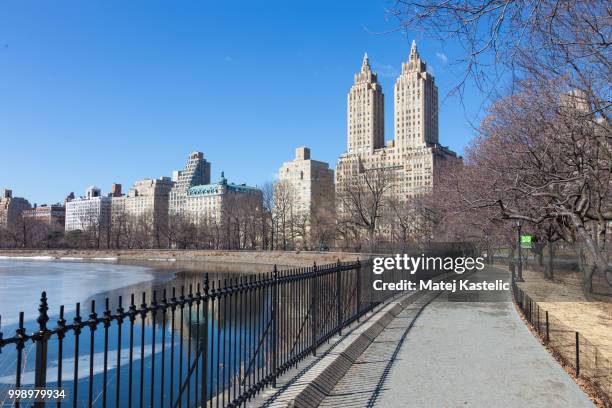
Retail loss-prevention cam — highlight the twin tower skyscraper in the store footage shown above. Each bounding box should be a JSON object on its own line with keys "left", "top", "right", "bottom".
{"left": 337, "top": 41, "right": 459, "bottom": 203}
{"left": 347, "top": 40, "right": 439, "bottom": 154}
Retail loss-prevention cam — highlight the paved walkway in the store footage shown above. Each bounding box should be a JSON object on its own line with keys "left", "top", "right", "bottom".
{"left": 319, "top": 266, "right": 594, "bottom": 408}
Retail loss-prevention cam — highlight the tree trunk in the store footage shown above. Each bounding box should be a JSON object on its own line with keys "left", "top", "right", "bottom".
{"left": 508, "top": 246, "right": 516, "bottom": 269}
{"left": 486, "top": 243, "right": 493, "bottom": 264}
{"left": 22, "top": 223, "right": 27, "bottom": 248}
{"left": 583, "top": 264, "right": 596, "bottom": 294}
{"left": 537, "top": 250, "right": 544, "bottom": 267}
{"left": 544, "top": 241, "right": 554, "bottom": 280}
{"left": 570, "top": 214, "right": 608, "bottom": 293}
{"left": 368, "top": 227, "right": 376, "bottom": 254}
{"left": 597, "top": 221, "right": 607, "bottom": 256}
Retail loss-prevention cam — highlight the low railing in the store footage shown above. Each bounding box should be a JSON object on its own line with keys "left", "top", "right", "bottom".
{"left": 511, "top": 279, "right": 612, "bottom": 403}
{"left": 0, "top": 259, "right": 413, "bottom": 407}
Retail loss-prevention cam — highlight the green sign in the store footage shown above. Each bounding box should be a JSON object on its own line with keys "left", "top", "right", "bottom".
{"left": 520, "top": 235, "right": 532, "bottom": 248}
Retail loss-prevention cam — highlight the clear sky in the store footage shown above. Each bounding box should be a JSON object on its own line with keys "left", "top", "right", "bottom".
{"left": 0, "top": 1, "right": 485, "bottom": 205}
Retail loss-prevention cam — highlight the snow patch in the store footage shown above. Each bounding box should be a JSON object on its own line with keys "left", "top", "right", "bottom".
{"left": 0, "top": 256, "right": 56, "bottom": 261}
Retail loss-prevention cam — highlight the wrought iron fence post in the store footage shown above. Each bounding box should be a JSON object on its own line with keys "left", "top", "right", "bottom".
{"left": 356, "top": 259, "right": 361, "bottom": 322}
{"left": 545, "top": 311, "right": 549, "bottom": 342}
{"left": 272, "top": 265, "right": 279, "bottom": 387}
{"left": 311, "top": 262, "right": 317, "bottom": 357}
{"left": 34, "top": 291, "right": 49, "bottom": 408}
{"left": 336, "top": 260, "right": 342, "bottom": 335}
{"left": 529, "top": 299, "right": 532, "bottom": 322}
{"left": 202, "top": 274, "right": 210, "bottom": 407}
{"left": 15, "top": 312, "right": 26, "bottom": 408}
{"left": 87, "top": 300, "right": 98, "bottom": 408}
{"left": 368, "top": 258, "right": 373, "bottom": 311}
{"left": 575, "top": 331, "right": 580, "bottom": 376}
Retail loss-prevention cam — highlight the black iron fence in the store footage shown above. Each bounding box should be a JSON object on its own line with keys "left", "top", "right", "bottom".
{"left": 511, "top": 279, "right": 612, "bottom": 402}
{"left": 0, "top": 259, "right": 419, "bottom": 407}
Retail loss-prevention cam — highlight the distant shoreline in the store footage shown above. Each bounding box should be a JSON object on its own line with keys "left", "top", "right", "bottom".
{"left": 0, "top": 249, "right": 361, "bottom": 268}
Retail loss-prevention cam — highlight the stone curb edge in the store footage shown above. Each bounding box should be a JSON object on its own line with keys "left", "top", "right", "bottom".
{"left": 281, "top": 273, "right": 453, "bottom": 408}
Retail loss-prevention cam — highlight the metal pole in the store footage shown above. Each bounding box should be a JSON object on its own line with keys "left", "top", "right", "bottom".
{"left": 529, "top": 299, "right": 532, "bottom": 323}
{"left": 356, "top": 259, "right": 361, "bottom": 321}
{"left": 368, "top": 259, "right": 373, "bottom": 311}
{"left": 575, "top": 331, "right": 580, "bottom": 376}
{"left": 336, "top": 260, "right": 342, "bottom": 335}
{"left": 272, "top": 266, "right": 279, "bottom": 387}
{"left": 517, "top": 222, "right": 524, "bottom": 282}
{"left": 202, "top": 274, "right": 210, "bottom": 407}
{"left": 546, "top": 311, "right": 549, "bottom": 342}
{"left": 311, "top": 262, "right": 317, "bottom": 357}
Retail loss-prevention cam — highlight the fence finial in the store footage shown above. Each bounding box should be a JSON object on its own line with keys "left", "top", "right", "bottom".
{"left": 37, "top": 291, "right": 49, "bottom": 331}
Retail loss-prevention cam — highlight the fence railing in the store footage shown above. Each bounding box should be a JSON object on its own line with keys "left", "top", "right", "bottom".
{"left": 0, "top": 259, "right": 417, "bottom": 407}
{"left": 511, "top": 279, "right": 612, "bottom": 402}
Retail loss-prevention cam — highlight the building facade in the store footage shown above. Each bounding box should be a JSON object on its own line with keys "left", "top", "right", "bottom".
{"left": 65, "top": 186, "right": 112, "bottom": 232}
{"left": 111, "top": 177, "right": 173, "bottom": 226}
{"left": 347, "top": 54, "right": 385, "bottom": 154}
{"left": 277, "top": 147, "right": 335, "bottom": 248}
{"left": 179, "top": 172, "right": 262, "bottom": 223}
{"left": 0, "top": 189, "right": 31, "bottom": 230}
{"left": 109, "top": 183, "right": 123, "bottom": 197}
{"left": 169, "top": 152, "right": 212, "bottom": 214}
{"left": 336, "top": 41, "right": 460, "bottom": 236}
{"left": 394, "top": 41, "right": 439, "bottom": 148}
{"left": 22, "top": 204, "right": 65, "bottom": 230}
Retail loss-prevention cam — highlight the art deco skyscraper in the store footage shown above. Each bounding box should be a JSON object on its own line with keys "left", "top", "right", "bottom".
{"left": 347, "top": 53, "right": 385, "bottom": 154}
{"left": 336, "top": 42, "right": 460, "bottom": 231}
{"left": 394, "top": 41, "right": 439, "bottom": 147}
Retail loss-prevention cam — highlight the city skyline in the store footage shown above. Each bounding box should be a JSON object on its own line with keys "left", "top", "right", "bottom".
{"left": 0, "top": 1, "right": 485, "bottom": 205}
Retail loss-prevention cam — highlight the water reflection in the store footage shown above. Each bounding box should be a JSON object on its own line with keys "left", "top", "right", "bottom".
{"left": 0, "top": 259, "right": 277, "bottom": 407}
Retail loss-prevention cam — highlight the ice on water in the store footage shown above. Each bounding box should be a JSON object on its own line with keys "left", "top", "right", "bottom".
{"left": 0, "top": 343, "right": 168, "bottom": 385}
{"left": 0, "top": 259, "right": 156, "bottom": 326}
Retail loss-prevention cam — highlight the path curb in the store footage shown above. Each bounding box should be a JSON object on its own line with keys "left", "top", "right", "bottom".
{"left": 291, "top": 298, "right": 408, "bottom": 408}
{"left": 277, "top": 274, "right": 451, "bottom": 408}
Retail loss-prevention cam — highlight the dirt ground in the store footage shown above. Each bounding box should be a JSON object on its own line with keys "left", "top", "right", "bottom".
{"left": 516, "top": 267, "right": 612, "bottom": 359}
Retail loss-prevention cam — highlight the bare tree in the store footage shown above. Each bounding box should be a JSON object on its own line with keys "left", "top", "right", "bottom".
{"left": 167, "top": 212, "right": 197, "bottom": 249}
{"left": 531, "top": 220, "right": 563, "bottom": 279}
{"left": 431, "top": 164, "right": 515, "bottom": 265}
{"left": 310, "top": 207, "right": 336, "bottom": 251}
{"left": 273, "top": 180, "right": 298, "bottom": 251}
{"left": 438, "top": 80, "right": 611, "bottom": 291}
{"left": 132, "top": 211, "right": 155, "bottom": 248}
{"left": 390, "top": 0, "right": 611, "bottom": 116}
{"left": 337, "top": 167, "right": 394, "bottom": 252}
{"left": 388, "top": 196, "right": 435, "bottom": 251}
{"left": 77, "top": 210, "right": 104, "bottom": 249}
{"left": 261, "top": 181, "right": 275, "bottom": 250}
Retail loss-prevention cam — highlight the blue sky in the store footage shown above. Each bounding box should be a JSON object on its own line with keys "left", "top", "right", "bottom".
{"left": 0, "top": 1, "right": 485, "bottom": 204}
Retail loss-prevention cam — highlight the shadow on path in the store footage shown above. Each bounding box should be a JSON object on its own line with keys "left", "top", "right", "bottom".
{"left": 320, "top": 266, "right": 594, "bottom": 408}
